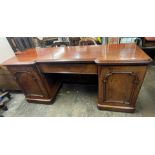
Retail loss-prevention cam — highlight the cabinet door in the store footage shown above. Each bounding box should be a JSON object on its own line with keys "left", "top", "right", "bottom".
{"left": 98, "top": 66, "right": 147, "bottom": 112}
{"left": 14, "top": 71, "right": 47, "bottom": 99}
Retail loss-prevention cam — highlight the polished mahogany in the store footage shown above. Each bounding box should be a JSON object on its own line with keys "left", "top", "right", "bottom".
{"left": 3, "top": 44, "right": 152, "bottom": 113}
{"left": 3, "top": 44, "right": 151, "bottom": 65}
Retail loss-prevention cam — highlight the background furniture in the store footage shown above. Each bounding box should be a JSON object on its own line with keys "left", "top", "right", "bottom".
{"left": 79, "top": 38, "right": 97, "bottom": 46}
{"left": 3, "top": 44, "right": 151, "bottom": 113}
{"left": 33, "top": 37, "right": 58, "bottom": 47}
{"left": 7, "top": 37, "right": 34, "bottom": 52}
{"left": 7, "top": 37, "right": 60, "bottom": 50}
{"left": 136, "top": 37, "right": 155, "bottom": 62}
{"left": 51, "top": 41, "right": 70, "bottom": 47}
{"left": 7, "top": 37, "right": 140, "bottom": 50}
{"left": 69, "top": 37, "right": 81, "bottom": 46}
{"left": 42, "top": 37, "right": 58, "bottom": 47}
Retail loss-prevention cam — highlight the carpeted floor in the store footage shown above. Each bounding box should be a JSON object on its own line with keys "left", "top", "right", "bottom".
{"left": 1, "top": 66, "right": 155, "bottom": 117}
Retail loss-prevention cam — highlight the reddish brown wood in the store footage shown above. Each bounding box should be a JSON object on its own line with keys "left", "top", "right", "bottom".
{"left": 0, "top": 65, "right": 20, "bottom": 90}
{"left": 98, "top": 66, "right": 148, "bottom": 112}
{"left": 144, "top": 37, "right": 155, "bottom": 41}
{"left": 3, "top": 44, "right": 152, "bottom": 112}
{"left": 3, "top": 43, "right": 151, "bottom": 65}
{"left": 38, "top": 63, "right": 97, "bottom": 74}
{"left": 7, "top": 65, "right": 61, "bottom": 104}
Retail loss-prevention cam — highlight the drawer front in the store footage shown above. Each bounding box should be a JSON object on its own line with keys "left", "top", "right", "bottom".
{"left": 38, "top": 63, "right": 97, "bottom": 74}
{"left": 7, "top": 65, "right": 34, "bottom": 74}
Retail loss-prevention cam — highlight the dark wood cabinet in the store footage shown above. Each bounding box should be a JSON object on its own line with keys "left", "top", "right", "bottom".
{"left": 3, "top": 44, "right": 151, "bottom": 112}
{"left": 0, "top": 65, "right": 20, "bottom": 90}
{"left": 7, "top": 64, "right": 61, "bottom": 104}
{"left": 98, "top": 66, "right": 147, "bottom": 112}
{"left": 14, "top": 71, "right": 46, "bottom": 98}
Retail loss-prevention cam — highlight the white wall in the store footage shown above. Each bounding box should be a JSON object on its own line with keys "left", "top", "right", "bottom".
{"left": 0, "top": 37, "right": 15, "bottom": 63}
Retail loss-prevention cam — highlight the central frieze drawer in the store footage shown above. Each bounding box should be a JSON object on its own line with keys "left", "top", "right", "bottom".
{"left": 38, "top": 63, "right": 97, "bottom": 74}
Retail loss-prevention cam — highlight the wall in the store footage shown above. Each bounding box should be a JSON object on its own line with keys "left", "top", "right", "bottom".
{"left": 0, "top": 37, "right": 15, "bottom": 63}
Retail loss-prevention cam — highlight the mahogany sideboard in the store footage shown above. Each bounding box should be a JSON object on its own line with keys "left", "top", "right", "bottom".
{"left": 3, "top": 44, "right": 152, "bottom": 113}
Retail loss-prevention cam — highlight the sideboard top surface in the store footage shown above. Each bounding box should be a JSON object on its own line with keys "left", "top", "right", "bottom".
{"left": 3, "top": 43, "right": 152, "bottom": 65}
